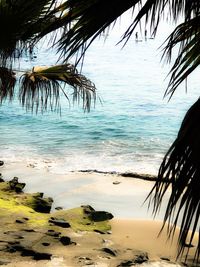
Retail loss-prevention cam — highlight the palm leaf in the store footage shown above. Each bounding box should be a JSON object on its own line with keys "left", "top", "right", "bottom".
{"left": 163, "top": 16, "right": 200, "bottom": 98}
{"left": 0, "top": 0, "right": 57, "bottom": 64}
{"left": 51, "top": 0, "right": 200, "bottom": 93}
{"left": 53, "top": 0, "right": 140, "bottom": 62}
{"left": 0, "top": 67, "right": 16, "bottom": 102}
{"left": 49, "top": 0, "right": 200, "bottom": 60}
{"left": 19, "top": 64, "right": 96, "bottom": 112}
{"left": 147, "top": 98, "right": 200, "bottom": 262}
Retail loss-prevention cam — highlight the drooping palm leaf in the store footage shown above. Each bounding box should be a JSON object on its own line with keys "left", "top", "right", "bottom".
{"left": 147, "top": 98, "right": 200, "bottom": 261}
{"left": 0, "top": 67, "right": 16, "bottom": 102}
{"left": 19, "top": 64, "right": 96, "bottom": 112}
{"left": 163, "top": 16, "right": 200, "bottom": 98}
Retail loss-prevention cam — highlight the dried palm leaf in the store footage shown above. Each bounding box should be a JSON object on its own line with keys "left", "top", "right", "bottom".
{"left": 19, "top": 64, "right": 96, "bottom": 112}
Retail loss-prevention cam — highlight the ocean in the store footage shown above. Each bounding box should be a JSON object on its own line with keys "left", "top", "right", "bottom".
{"left": 0, "top": 21, "right": 199, "bottom": 175}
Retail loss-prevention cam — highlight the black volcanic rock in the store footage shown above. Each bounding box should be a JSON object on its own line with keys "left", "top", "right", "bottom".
{"left": 89, "top": 211, "right": 113, "bottom": 222}
{"left": 48, "top": 219, "right": 70, "bottom": 228}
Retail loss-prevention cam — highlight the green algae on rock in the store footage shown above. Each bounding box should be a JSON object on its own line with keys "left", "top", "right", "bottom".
{"left": 0, "top": 176, "right": 113, "bottom": 264}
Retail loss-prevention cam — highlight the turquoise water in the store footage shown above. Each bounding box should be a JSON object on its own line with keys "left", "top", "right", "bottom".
{"left": 0, "top": 24, "right": 199, "bottom": 174}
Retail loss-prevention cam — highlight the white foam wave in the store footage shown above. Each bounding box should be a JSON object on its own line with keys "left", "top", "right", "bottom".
{"left": 1, "top": 145, "right": 162, "bottom": 175}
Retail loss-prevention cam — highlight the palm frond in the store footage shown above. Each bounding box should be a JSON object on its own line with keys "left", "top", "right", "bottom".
{"left": 19, "top": 64, "right": 96, "bottom": 113}
{"left": 0, "top": 67, "right": 16, "bottom": 102}
{"left": 54, "top": 0, "right": 140, "bottom": 62}
{"left": 147, "top": 98, "right": 200, "bottom": 262}
{"left": 0, "top": 0, "right": 57, "bottom": 65}
{"left": 163, "top": 16, "right": 200, "bottom": 98}
{"left": 51, "top": 0, "right": 200, "bottom": 96}
{"left": 50, "top": 0, "right": 200, "bottom": 61}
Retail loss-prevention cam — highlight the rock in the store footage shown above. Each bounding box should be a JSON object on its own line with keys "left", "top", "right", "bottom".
{"left": 15, "top": 218, "right": 30, "bottom": 224}
{"left": 59, "top": 236, "right": 71, "bottom": 246}
{"left": 22, "top": 229, "right": 35, "bottom": 232}
{"left": 117, "top": 260, "right": 134, "bottom": 267}
{"left": 134, "top": 253, "right": 149, "bottom": 264}
{"left": 113, "top": 181, "right": 121, "bottom": 185}
{"left": 6, "top": 244, "right": 25, "bottom": 253}
{"left": 21, "top": 248, "right": 36, "bottom": 257}
{"left": 94, "top": 229, "right": 105, "bottom": 234}
{"left": 89, "top": 211, "right": 114, "bottom": 222}
{"left": 15, "top": 219, "right": 24, "bottom": 224}
{"left": 33, "top": 252, "right": 52, "bottom": 261}
{"left": 79, "top": 257, "right": 91, "bottom": 261}
{"left": 31, "top": 196, "right": 53, "bottom": 213}
{"left": 81, "top": 206, "right": 113, "bottom": 222}
{"left": 0, "top": 161, "right": 4, "bottom": 166}
{"left": 101, "top": 247, "right": 117, "bottom": 256}
{"left": 46, "top": 230, "right": 61, "bottom": 237}
{"left": 15, "top": 235, "right": 24, "bottom": 240}
{"left": 48, "top": 219, "right": 70, "bottom": 228}
{"left": 118, "top": 253, "right": 148, "bottom": 266}
{"left": 33, "top": 192, "right": 44, "bottom": 198}
{"left": 78, "top": 256, "right": 94, "bottom": 265}
{"left": 82, "top": 205, "right": 95, "bottom": 214}
{"left": 0, "top": 175, "right": 4, "bottom": 183}
{"left": 55, "top": 206, "right": 63, "bottom": 210}
{"left": 20, "top": 247, "right": 52, "bottom": 260}
{"left": 14, "top": 183, "right": 26, "bottom": 193}
{"left": 9, "top": 177, "right": 25, "bottom": 193}
{"left": 160, "top": 257, "right": 170, "bottom": 261}
{"left": 42, "top": 242, "right": 50, "bottom": 246}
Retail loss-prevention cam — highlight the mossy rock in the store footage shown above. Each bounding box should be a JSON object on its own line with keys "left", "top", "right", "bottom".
{"left": 0, "top": 179, "right": 111, "bottom": 234}
{"left": 54, "top": 207, "right": 111, "bottom": 233}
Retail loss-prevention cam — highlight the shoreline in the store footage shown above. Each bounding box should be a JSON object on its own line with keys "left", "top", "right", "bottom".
{"left": 0, "top": 161, "right": 198, "bottom": 266}
{"left": 0, "top": 161, "right": 166, "bottom": 220}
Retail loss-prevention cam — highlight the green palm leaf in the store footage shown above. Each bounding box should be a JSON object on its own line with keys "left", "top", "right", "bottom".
{"left": 147, "top": 98, "right": 200, "bottom": 261}
{"left": 19, "top": 64, "right": 96, "bottom": 112}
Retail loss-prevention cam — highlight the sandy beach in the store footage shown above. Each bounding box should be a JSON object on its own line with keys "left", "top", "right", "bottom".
{"left": 1, "top": 218, "right": 198, "bottom": 267}
{"left": 0, "top": 162, "right": 198, "bottom": 266}
{"left": 1, "top": 161, "right": 168, "bottom": 220}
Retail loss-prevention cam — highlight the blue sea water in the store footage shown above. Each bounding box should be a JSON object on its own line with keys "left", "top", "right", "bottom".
{"left": 0, "top": 22, "right": 199, "bottom": 174}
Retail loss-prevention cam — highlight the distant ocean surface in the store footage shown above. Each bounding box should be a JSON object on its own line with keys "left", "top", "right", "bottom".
{"left": 0, "top": 22, "right": 199, "bottom": 175}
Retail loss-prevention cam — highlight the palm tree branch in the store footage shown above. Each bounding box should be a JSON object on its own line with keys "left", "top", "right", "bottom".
{"left": 147, "top": 98, "right": 200, "bottom": 261}
{"left": 0, "top": 67, "right": 16, "bottom": 102}
{"left": 19, "top": 64, "right": 96, "bottom": 113}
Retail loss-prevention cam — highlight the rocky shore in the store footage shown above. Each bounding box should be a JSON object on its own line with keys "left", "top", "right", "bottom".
{"left": 0, "top": 161, "right": 198, "bottom": 266}
{"left": 0, "top": 170, "right": 151, "bottom": 267}
{"left": 0, "top": 169, "right": 116, "bottom": 266}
